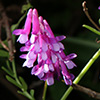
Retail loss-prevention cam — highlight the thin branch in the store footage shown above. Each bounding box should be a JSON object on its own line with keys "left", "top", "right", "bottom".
{"left": 72, "top": 84, "right": 100, "bottom": 100}
{"left": 0, "top": 21, "right": 9, "bottom": 51}
{"left": 0, "top": 2, "right": 16, "bottom": 61}
{"left": 82, "top": 1, "right": 100, "bottom": 31}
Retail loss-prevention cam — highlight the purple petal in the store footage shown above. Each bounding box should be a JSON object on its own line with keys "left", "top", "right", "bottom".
{"left": 58, "top": 42, "right": 64, "bottom": 50}
{"left": 63, "top": 76, "right": 72, "bottom": 85}
{"left": 98, "top": 6, "right": 100, "bottom": 10}
{"left": 60, "top": 61, "right": 71, "bottom": 78}
{"left": 49, "top": 64, "right": 54, "bottom": 72}
{"left": 25, "top": 40, "right": 31, "bottom": 46}
{"left": 34, "top": 41, "right": 40, "bottom": 53}
{"left": 49, "top": 38, "right": 57, "bottom": 44}
{"left": 65, "top": 53, "right": 77, "bottom": 60}
{"left": 38, "top": 71, "right": 44, "bottom": 79}
{"left": 41, "top": 52, "right": 47, "bottom": 61}
{"left": 28, "top": 51, "right": 37, "bottom": 59}
{"left": 63, "top": 73, "right": 75, "bottom": 85}
{"left": 51, "top": 53, "right": 57, "bottom": 63}
{"left": 20, "top": 54, "right": 27, "bottom": 59}
{"left": 64, "top": 60, "right": 76, "bottom": 69}
{"left": 17, "top": 34, "right": 28, "bottom": 44}
{"left": 46, "top": 75, "right": 54, "bottom": 85}
{"left": 31, "top": 65, "right": 43, "bottom": 75}
{"left": 39, "top": 16, "right": 43, "bottom": 23}
{"left": 30, "top": 34, "right": 37, "bottom": 43}
{"left": 20, "top": 46, "right": 30, "bottom": 52}
{"left": 23, "top": 59, "right": 34, "bottom": 68}
{"left": 52, "top": 43, "right": 60, "bottom": 51}
{"left": 42, "top": 40, "right": 48, "bottom": 52}
{"left": 59, "top": 50, "right": 66, "bottom": 59}
{"left": 13, "top": 29, "right": 24, "bottom": 35}
{"left": 56, "top": 35, "right": 66, "bottom": 41}
{"left": 24, "top": 9, "right": 32, "bottom": 34}
{"left": 32, "top": 9, "right": 40, "bottom": 34}
{"left": 39, "top": 34, "right": 48, "bottom": 52}
{"left": 54, "top": 60, "right": 61, "bottom": 77}
{"left": 43, "top": 19, "right": 55, "bottom": 38}
{"left": 44, "top": 64, "right": 49, "bottom": 73}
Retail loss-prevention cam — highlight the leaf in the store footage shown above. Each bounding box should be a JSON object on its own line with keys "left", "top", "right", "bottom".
{"left": 83, "top": 24, "right": 100, "bottom": 35}
{"left": 99, "top": 18, "right": 100, "bottom": 25}
{"left": 30, "top": 89, "right": 34, "bottom": 97}
{"left": 17, "top": 90, "right": 24, "bottom": 96}
{"left": 6, "top": 75, "right": 22, "bottom": 88}
{"left": 19, "top": 76, "right": 28, "bottom": 91}
{"left": 2, "top": 66, "right": 14, "bottom": 77}
{"left": 11, "top": 24, "right": 19, "bottom": 32}
{"left": 6, "top": 60, "right": 12, "bottom": 72}
{"left": 21, "top": 3, "right": 33, "bottom": 14}
{"left": 0, "top": 50, "right": 9, "bottom": 57}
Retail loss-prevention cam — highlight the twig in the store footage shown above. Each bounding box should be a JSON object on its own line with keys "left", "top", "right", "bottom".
{"left": 0, "top": 2, "right": 16, "bottom": 61}
{"left": 72, "top": 84, "right": 100, "bottom": 100}
{"left": 82, "top": 1, "right": 100, "bottom": 31}
{"left": 0, "top": 21, "right": 9, "bottom": 51}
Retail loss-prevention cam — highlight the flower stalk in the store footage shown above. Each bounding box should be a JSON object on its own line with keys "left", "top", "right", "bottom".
{"left": 42, "top": 81, "right": 47, "bottom": 100}
{"left": 61, "top": 48, "right": 100, "bottom": 100}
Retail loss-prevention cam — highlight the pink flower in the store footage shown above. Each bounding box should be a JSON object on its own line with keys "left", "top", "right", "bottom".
{"left": 13, "top": 8, "right": 77, "bottom": 86}
{"left": 13, "top": 9, "right": 33, "bottom": 44}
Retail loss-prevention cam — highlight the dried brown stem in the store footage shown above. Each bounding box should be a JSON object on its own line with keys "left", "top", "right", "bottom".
{"left": 82, "top": 1, "right": 100, "bottom": 31}
{"left": 0, "top": 21, "right": 9, "bottom": 51}
{"left": 0, "top": 2, "right": 16, "bottom": 61}
{"left": 72, "top": 84, "right": 100, "bottom": 100}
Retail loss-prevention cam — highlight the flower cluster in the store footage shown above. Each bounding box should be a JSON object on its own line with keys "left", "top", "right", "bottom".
{"left": 13, "top": 8, "right": 77, "bottom": 86}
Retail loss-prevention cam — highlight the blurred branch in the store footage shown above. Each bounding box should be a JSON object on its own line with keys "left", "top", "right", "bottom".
{"left": 72, "top": 84, "right": 100, "bottom": 100}
{"left": 0, "top": 21, "right": 9, "bottom": 51}
{"left": 0, "top": 2, "right": 16, "bottom": 61}
{"left": 82, "top": 1, "right": 100, "bottom": 31}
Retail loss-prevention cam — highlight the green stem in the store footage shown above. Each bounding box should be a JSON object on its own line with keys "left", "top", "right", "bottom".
{"left": 12, "top": 60, "right": 35, "bottom": 100}
{"left": 83, "top": 24, "right": 100, "bottom": 35}
{"left": 61, "top": 49, "right": 100, "bottom": 100}
{"left": 42, "top": 81, "right": 47, "bottom": 100}
{"left": 23, "top": 91, "right": 34, "bottom": 100}
{"left": 12, "top": 60, "right": 21, "bottom": 85}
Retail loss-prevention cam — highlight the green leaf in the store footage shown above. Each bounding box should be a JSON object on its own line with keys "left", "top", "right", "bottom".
{"left": 6, "top": 75, "right": 22, "bottom": 88}
{"left": 2, "top": 66, "right": 14, "bottom": 77}
{"left": 99, "top": 19, "right": 100, "bottom": 25}
{"left": 19, "top": 76, "right": 28, "bottom": 91}
{"left": 21, "top": 3, "right": 33, "bottom": 14}
{"left": 83, "top": 24, "right": 100, "bottom": 35}
{"left": 17, "top": 90, "right": 24, "bottom": 95}
{"left": 11, "top": 24, "right": 19, "bottom": 32}
{"left": 6, "top": 60, "right": 12, "bottom": 72}
{"left": 0, "top": 50, "right": 9, "bottom": 57}
{"left": 30, "top": 89, "right": 34, "bottom": 97}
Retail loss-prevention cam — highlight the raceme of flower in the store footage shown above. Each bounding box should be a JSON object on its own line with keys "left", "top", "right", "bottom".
{"left": 13, "top": 8, "right": 77, "bottom": 86}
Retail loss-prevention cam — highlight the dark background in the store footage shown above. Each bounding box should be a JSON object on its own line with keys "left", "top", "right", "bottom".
{"left": 0, "top": 0, "right": 100, "bottom": 100}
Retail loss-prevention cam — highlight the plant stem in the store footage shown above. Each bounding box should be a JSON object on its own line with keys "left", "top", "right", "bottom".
{"left": 61, "top": 49, "right": 100, "bottom": 100}
{"left": 42, "top": 81, "right": 47, "bottom": 100}
{"left": 12, "top": 60, "right": 21, "bottom": 85}
{"left": 83, "top": 24, "right": 100, "bottom": 35}
{"left": 23, "top": 91, "right": 34, "bottom": 100}
{"left": 82, "top": 1, "right": 100, "bottom": 31}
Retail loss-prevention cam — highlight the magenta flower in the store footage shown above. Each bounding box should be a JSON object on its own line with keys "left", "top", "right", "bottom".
{"left": 13, "top": 8, "right": 77, "bottom": 86}
{"left": 13, "top": 9, "right": 33, "bottom": 44}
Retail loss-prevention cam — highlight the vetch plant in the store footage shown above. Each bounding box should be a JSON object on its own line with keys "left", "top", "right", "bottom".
{"left": 1, "top": 1, "right": 100, "bottom": 100}
{"left": 13, "top": 8, "right": 77, "bottom": 86}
